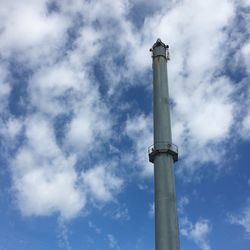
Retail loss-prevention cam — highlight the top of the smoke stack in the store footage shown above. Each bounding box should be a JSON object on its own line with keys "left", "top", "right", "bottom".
{"left": 150, "top": 38, "right": 169, "bottom": 59}
{"left": 152, "top": 38, "right": 167, "bottom": 49}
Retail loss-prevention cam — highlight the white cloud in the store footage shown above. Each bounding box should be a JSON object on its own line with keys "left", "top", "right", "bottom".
{"left": 10, "top": 114, "right": 123, "bottom": 219}
{"left": 239, "top": 83, "right": 250, "bottom": 140}
{"left": 12, "top": 115, "right": 85, "bottom": 219}
{"left": 179, "top": 196, "right": 211, "bottom": 250}
{"left": 239, "top": 42, "right": 250, "bottom": 140}
{"left": 15, "top": 0, "right": 243, "bottom": 177}
{"left": 57, "top": 218, "right": 72, "bottom": 250}
{"left": 148, "top": 203, "right": 154, "bottom": 218}
{"left": 0, "top": 0, "right": 70, "bottom": 63}
{"left": 178, "top": 196, "right": 189, "bottom": 215}
{"left": 29, "top": 62, "right": 87, "bottom": 115}
{"left": 181, "top": 217, "right": 211, "bottom": 250}
{"left": 88, "top": 221, "right": 101, "bottom": 234}
{"left": 135, "top": 0, "right": 237, "bottom": 175}
{"left": 112, "top": 205, "right": 130, "bottom": 221}
{"left": 228, "top": 200, "right": 250, "bottom": 237}
{"left": 16, "top": 167, "right": 83, "bottom": 219}
{"left": 28, "top": 58, "right": 112, "bottom": 155}
{"left": 0, "top": 0, "right": 125, "bottom": 219}
{"left": 241, "top": 114, "right": 250, "bottom": 139}
{"left": 101, "top": 0, "right": 242, "bottom": 178}
{"left": 0, "top": 65, "right": 11, "bottom": 113}
{"left": 241, "top": 43, "right": 250, "bottom": 73}
{"left": 0, "top": 117, "right": 23, "bottom": 140}
{"left": 240, "top": 0, "right": 250, "bottom": 7}
{"left": 173, "top": 77, "right": 235, "bottom": 173}
{"left": 1, "top": 0, "right": 249, "bottom": 220}
{"left": 65, "top": 107, "right": 111, "bottom": 153}
{"left": 107, "top": 234, "right": 120, "bottom": 249}
{"left": 72, "top": 25, "right": 103, "bottom": 65}
{"left": 83, "top": 165, "right": 123, "bottom": 203}
{"left": 125, "top": 114, "right": 153, "bottom": 177}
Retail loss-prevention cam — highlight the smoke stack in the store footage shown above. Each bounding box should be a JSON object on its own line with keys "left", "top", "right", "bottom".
{"left": 148, "top": 39, "right": 180, "bottom": 250}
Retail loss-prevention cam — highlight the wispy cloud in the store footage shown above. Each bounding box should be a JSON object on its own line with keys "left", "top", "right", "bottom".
{"left": 57, "top": 218, "right": 72, "bottom": 250}
{"left": 228, "top": 199, "right": 250, "bottom": 238}
{"left": 107, "top": 234, "right": 120, "bottom": 249}
{"left": 88, "top": 220, "right": 101, "bottom": 234}
{"left": 148, "top": 202, "right": 154, "bottom": 218}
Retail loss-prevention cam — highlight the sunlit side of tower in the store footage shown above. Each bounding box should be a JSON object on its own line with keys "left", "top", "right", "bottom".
{"left": 148, "top": 39, "right": 180, "bottom": 250}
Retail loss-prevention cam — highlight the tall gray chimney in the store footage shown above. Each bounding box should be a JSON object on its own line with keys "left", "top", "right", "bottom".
{"left": 148, "top": 39, "right": 180, "bottom": 250}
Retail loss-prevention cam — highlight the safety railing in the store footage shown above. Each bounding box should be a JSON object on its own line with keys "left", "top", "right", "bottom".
{"left": 148, "top": 142, "right": 178, "bottom": 163}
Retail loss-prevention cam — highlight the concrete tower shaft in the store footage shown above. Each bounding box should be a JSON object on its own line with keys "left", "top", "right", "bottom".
{"left": 149, "top": 39, "right": 180, "bottom": 250}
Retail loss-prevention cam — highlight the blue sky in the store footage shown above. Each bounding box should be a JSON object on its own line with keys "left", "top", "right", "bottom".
{"left": 0, "top": 0, "right": 250, "bottom": 250}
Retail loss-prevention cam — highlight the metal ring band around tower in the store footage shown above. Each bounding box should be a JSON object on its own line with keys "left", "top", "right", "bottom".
{"left": 148, "top": 142, "right": 178, "bottom": 163}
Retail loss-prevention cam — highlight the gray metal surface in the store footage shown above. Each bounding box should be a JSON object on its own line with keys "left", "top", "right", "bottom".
{"left": 148, "top": 142, "right": 178, "bottom": 163}
{"left": 150, "top": 39, "right": 180, "bottom": 250}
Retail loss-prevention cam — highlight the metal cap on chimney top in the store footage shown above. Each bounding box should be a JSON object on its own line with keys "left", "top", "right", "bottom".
{"left": 150, "top": 38, "right": 169, "bottom": 60}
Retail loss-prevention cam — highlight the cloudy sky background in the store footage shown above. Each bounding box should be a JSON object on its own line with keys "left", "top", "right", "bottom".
{"left": 0, "top": 0, "right": 250, "bottom": 249}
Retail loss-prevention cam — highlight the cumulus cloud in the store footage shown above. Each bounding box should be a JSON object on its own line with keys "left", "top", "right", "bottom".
{"left": 240, "top": 0, "right": 250, "bottom": 6}
{"left": 241, "top": 43, "right": 250, "bottom": 73}
{"left": 83, "top": 165, "right": 123, "bottom": 203}
{"left": 231, "top": 2, "right": 250, "bottom": 141}
{"left": 181, "top": 218, "right": 212, "bottom": 250}
{"left": 1, "top": 0, "right": 125, "bottom": 219}
{"left": 11, "top": 108, "right": 123, "bottom": 219}
{"left": 125, "top": 114, "right": 153, "bottom": 177}
{"left": 29, "top": 63, "right": 81, "bottom": 115}
{"left": 238, "top": 41, "right": 250, "bottom": 139}
{"left": 0, "top": 65, "right": 11, "bottom": 113}
{"left": 145, "top": 0, "right": 236, "bottom": 168}
{"left": 0, "top": 0, "right": 249, "bottom": 219}
{"left": 121, "top": 0, "right": 249, "bottom": 178}
{"left": 178, "top": 196, "right": 211, "bottom": 250}
{"left": 11, "top": 115, "right": 85, "bottom": 219}
{"left": 65, "top": 106, "right": 111, "bottom": 153}
{"left": 11, "top": 114, "right": 122, "bottom": 219}
{"left": 0, "top": 0, "right": 70, "bottom": 64}
{"left": 241, "top": 114, "right": 250, "bottom": 139}
{"left": 0, "top": 117, "right": 23, "bottom": 141}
